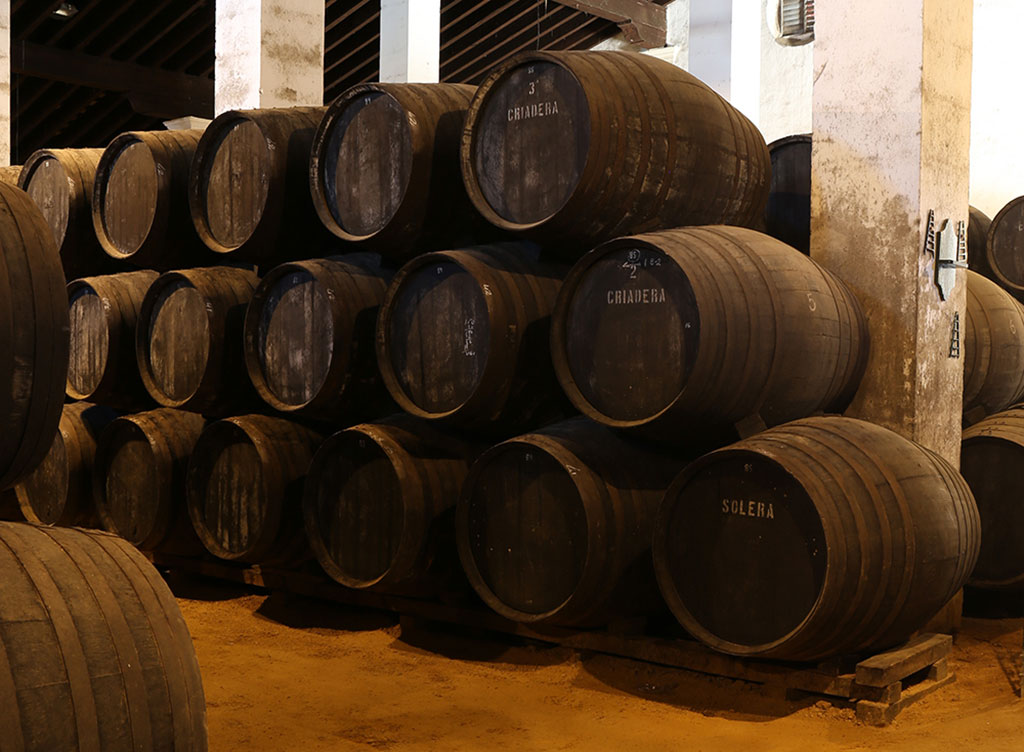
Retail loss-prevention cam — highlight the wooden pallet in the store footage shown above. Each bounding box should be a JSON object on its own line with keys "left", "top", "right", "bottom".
{"left": 151, "top": 554, "right": 954, "bottom": 725}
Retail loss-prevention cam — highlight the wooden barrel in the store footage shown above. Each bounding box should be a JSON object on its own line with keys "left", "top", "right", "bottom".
{"left": 964, "top": 270, "right": 1024, "bottom": 420}
{"left": 304, "top": 415, "right": 476, "bottom": 591}
{"left": 14, "top": 402, "right": 118, "bottom": 527}
{"left": 310, "top": 83, "right": 485, "bottom": 260}
{"left": 460, "top": 50, "right": 769, "bottom": 254}
{"left": 0, "top": 181, "right": 70, "bottom": 490}
{"left": 19, "top": 147, "right": 113, "bottom": 279}
{"left": 244, "top": 254, "right": 394, "bottom": 420}
{"left": 136, "top": 266, "right": 259, "bottom": 415}
{"left": 93, "top": 408, "right": 206, "bottom": 554}
{"left": 457, "top": 417, "right": 687, "bottom": 626}
{"left": 0, "top": 165, "right": 21, "bottom": 185}
{"left": 764, "top": 134, "right": 811, "bottom": 254}
{"left": 977, "top": 195, "right": 1024, "bottom": 298}
{"left": 0, "top": 489, "right": 23, "bottom": 520}
{"left": 551, "top": 226, "right": 870, "bottom": 438}
{"left": 67, "top": 270, "right": 159, "bottom": 410}
{"left": 190, "top": 107, "right": 329, "bottom": 263}
{"left": 377, "top": 242, "right": 567, "bottom": 433}
{"left": 187, "top": 415, "right": 321, "bottom": 564}
{"left": 92, "top": 130, "right": 208, "bottom": 271}
{"left": 654, "top": 416, "right": 980, "bottom": 661}
{"left": 0, "top": 522, "right": 207, "bottom": 751}
{"left": 961, "top": 407, "right": 1024, "bottom": 589}
{"left": 968, "top": 205, "right": 992, "bottom": 267}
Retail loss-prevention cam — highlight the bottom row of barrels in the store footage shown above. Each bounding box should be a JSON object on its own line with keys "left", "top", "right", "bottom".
{"left": 12, "top": 404, "right": 985, "bottom": 663}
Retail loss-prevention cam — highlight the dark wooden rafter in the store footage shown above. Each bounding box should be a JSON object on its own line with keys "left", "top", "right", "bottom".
{"left": 550, "top": 0, "right": 666, "bottom": 47}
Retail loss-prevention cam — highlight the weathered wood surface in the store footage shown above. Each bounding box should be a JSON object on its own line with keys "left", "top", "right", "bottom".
{"left": 0, "top": 182, "right": 70, "bottom": 491}
{"left": 461, "top": 50, "right": 770, "bottom": 255}
{"left": 187, "top": 415, "right": 321, "bottom": 565}
{"left": 551, "top": 226, "right": 869, "bottom": 439}
{"left": 244, "top": 253, "right": 393, "bottom": 420}
{"left": 0, "top": 523, "right": 207, "bottom": 752}
{"left": 20, "top": 147, "right": 115, "bottom": 279}
{"left": 93, "top": 408, "right": 207, "bottom": 554}
{"left": 654, "top": 416, "right": 980, "bottom": 661}
{"left": 963, "top": 270, "right": 1024, "bottom": 420}
{"left": 67, "top": 270, "right": 159, "bottom": 410}
{"left": 961, "top": 406, "right": 1024, "bottom": 590}
{"left": 312, "top": 83, "right": 486, "bottom": 260}
{"left": 457, "top": 417, "right": 687, "bottom": 627}
{"left": 765, "top": 134, "right": 811, "bottom": 254}
{"left": 92, "top": 130, "right": 209, "bottom": 271}
{"left": 304, "top": 415, "right": 477, "bottom": 592}
{"left": 190, "top": 107, "right": 329, "bottom": 263}
{"left": 15, "top": 401, "right": 118, "bottom": 527}
{"left": 378, "top": 242, "right": 567, "bottom": 434}
{"left": 137, "top": 266, "right": 260, "bottom": 415}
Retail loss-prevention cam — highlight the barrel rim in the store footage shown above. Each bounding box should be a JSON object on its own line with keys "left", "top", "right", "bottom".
{"left": 375, "top": 248, "right": 501, "bottom": 421}
{"left": 766, "top": 132, "right": 812, "bottom": 153}
{"left": 19, "top": 149, "right": 74, "bottom": 248}
{"left": 455, "top": 433, "right": 596, "bottom": 623}
{"left": 653, "top": 445, "right": 829, "bottom": 657}
{"left": 91, "top": 132, "right": 167, "bottom": 262}
{"left": 13, "top": 409, "right": 72, "bottom": 525}
{"left": 243, "top": 260, "right": 344, "bottom": 413}
{"left": 65, "top": 277, "right": 115, "bottom": 401}
{"left": 135, "top": 270, "right": 214, "bottom": 409}
{"left": 986, "top": 195, "right": 1024, "bottom": 292}
{"left": 459, "top": 50, "right": 591, "bottom": 233}
{"left": 551, "top": 235, "right": 693, "bottom": 429}
{"left": 303, "top": 424, "right": 421, "bottom": 589}
{"left": 310, "top": 84, "right": 415, "bottom": 243}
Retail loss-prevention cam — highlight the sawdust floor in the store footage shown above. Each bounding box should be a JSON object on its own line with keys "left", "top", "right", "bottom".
{"left": 172, "top": 575, "right": 1024, "bottom": 752}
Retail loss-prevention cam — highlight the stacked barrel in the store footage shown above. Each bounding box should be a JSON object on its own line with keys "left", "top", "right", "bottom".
{"left": 8, "top": 49, "right": 985, "bottom": 666}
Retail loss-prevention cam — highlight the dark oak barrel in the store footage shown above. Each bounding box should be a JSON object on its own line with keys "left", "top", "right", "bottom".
{"left": 0, "top": 165, "right": 21, "bottom": 185}
{"left": 14, "top": 402, "right": 117, "bottom": 527}
{"left": 961, "top": 407, "right": 1024, "bottom": 590}
{"left": 311, "top": 82, "right": 485, "bottom": 260}
{"left": 92, "top": 408, "right": 206, "bottom": 554}
{"left": 377, "top": 242, "right": 567, "bottom": 433}
{"left": 92, "top": 130, "right": 209, "bottom": 271}
{"left": 0, "top": 523, "right": 207, "bottom": 752}
{"left": 977, "top": 195, "right": 1024, "bottom": 299}
{"left": 19, "top": 148, "right": 113, "bottom": 279}
{"left": 0, "top": 181, "right": 70, "bottom": 490}
{"left": 964, "top": 270, "right": 1024, "bottom": 420}
{"left": 460, "top": 50, "right": 769, "bottom": 255}
{"left": 67, "top": 270, "right": 159, "bottom": 410}
{"left": 0, "top": 489, "right": 22, "bottom": 520}
{"left": 968, "top": 205, "right": 992, "bottom": 267}
{"left": 187, "top": 415, "right": 321, "bottom": 564}
{"left": 551, "top": 226, "right": 869, "bottom": 438}
{"left": 765, "top": 134, "right": 811, "bottom": 254}
{"left": 190, "top": 107, "right": 329, "bottom": 263}
{"left": 304, "top": 415, "right": 476, "bottom": 591}
{"left": 457, "top": 417, "right": 687, "bottom": 626}
{"left": 654, "top": 416, "right": 980, "bottom": 661}
{"left": 244, "top": 254, "right": 394, "bottom": 420}
{"left": 137, "top": 266, "right": 259, "bottom": 415}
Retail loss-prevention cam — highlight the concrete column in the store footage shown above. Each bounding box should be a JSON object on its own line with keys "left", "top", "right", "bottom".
{"left": 810, "top": 1, "right": 972, "bottom": 463}
{"left": 380, "top": 0, "right": 440, "bottom": 84}
{"left": 215, "top": 0, "right": 324, "bottom": 114}
{"left": 0, "top": 0, "right": 9, "bottom": 166}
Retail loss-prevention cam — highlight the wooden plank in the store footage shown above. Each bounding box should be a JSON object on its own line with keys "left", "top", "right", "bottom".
{"left": 855, "top": 633, "right": 951, "bottom": 687}
{"left": 855, "top": 672, "right": 956, "bottom": 726}
{"left": 550, "top": 0, "right": 666, "bottom": 46}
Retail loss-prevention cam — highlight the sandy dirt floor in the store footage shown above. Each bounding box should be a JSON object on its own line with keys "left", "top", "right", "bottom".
{"left": 172, "top": 575, "right": 1024, "bottom": 752}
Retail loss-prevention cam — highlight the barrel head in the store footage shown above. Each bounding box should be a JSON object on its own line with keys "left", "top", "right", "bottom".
{"left": 323, "top": 91, "right": 413, "bottom": 237}
{"left": 100, "top": 140, "right": 159, "bottom": 256}
{"left": 470, "top": 60, "right": 590, "bottom": 225}
{"left": 658, "top": 452, "right": 827, "bottom": 649}
{"left": 561, "top": 243, "right": 699, "bottom": 422}
{"left": 765, "top": 134, "right": 811, "bottom": 254}
{"left": 961, "top": 436, "right": 1024, "bottom": 588}
{"left": 256, "top": 269, "right": 334, "bottom": 408}
{"left": 145, "top": 280, "right": 211, "bottom": 403}
{"left": 463, "top": 443, "right": 587, "bottom": 617}
{"left": 386, "top": 260, "right": 490, "bottom": 414}
{"left": 201, "top": 118, "right": 270, "bottom": 250}
{"left": 15, "top": 427, "right": 68, "bottom": 525}
{"left": 67, "top": 286, "right": 110, "bottom": 398}
{"left": 23, "top": 155, "right": 71, "bottom": 249}
{"left": 97, "top": 420, "right": 161, "bottom": 546}
{"left": 988, "top": 196, "right": 1024, "bottom": 290}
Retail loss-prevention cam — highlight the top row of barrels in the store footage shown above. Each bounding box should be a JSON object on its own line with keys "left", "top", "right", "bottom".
{"left": 14, "top": 50, "right": 770, "bottom": 280}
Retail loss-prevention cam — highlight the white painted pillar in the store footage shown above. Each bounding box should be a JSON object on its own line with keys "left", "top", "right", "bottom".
{"left": 0, "top": 0, "right": 9, "bottom": 166}
{"left": 380, "top": 0, "right": 440, "bottom": 84}
{"left": 215, "top": 0, "right": 324, "bottom": 114}
{"left": 688, "top": 2, "right": 731, "bottom": 98}
{"left": 810, "top": 1, "right": 972, "bottom": 463}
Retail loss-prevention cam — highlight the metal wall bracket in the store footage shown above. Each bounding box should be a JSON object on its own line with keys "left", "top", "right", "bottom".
{"left": 935, "top": 217, "right": 967, "bottom": 301}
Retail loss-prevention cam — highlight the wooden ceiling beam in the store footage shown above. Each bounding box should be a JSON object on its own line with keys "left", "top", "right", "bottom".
{"left": 549, "top": 0, "right": 666, "bottom": 47}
